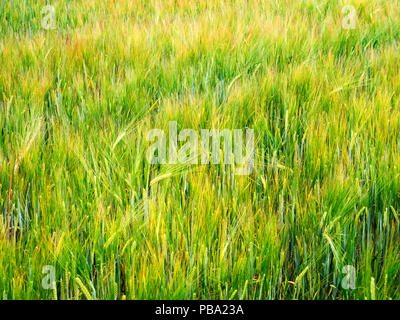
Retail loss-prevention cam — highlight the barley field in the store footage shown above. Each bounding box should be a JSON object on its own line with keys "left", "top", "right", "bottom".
{"left": 1, "top": 0, "right": 400, "bottom": 300}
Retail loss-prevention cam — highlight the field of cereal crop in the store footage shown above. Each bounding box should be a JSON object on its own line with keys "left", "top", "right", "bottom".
{"left": 1, "top": 0, "right": 400, "bottom": 300}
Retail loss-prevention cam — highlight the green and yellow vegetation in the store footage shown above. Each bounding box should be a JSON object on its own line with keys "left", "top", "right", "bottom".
{"left": 1, "top": 0, "right": 400, "bottom": 299}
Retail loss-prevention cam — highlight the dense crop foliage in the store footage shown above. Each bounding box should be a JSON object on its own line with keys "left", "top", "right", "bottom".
{"left": 1, "top": 0, "right": 399, "bottom": 299}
